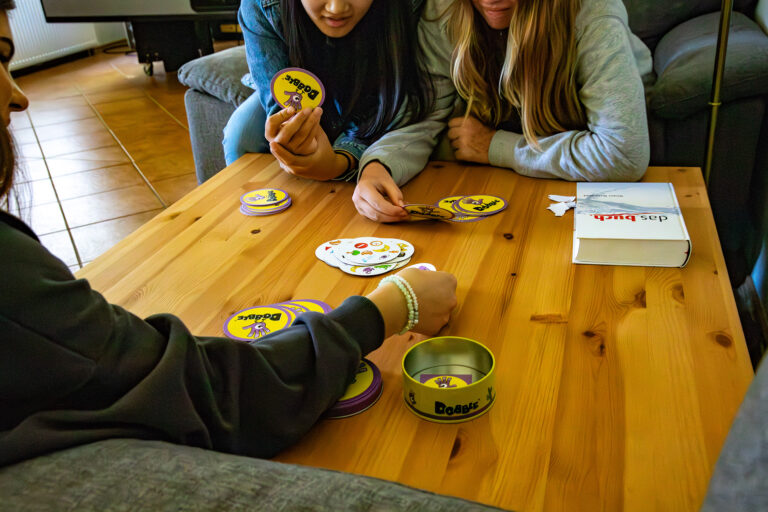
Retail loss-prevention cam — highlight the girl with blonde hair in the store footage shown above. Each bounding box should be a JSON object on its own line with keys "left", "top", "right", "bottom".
{"left": 443, "top": 0, "right": 652, "bottom": 180}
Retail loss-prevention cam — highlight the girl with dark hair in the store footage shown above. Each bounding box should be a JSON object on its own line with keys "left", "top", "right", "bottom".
{"left": 0, "top": 0, "right": 23, "bottom": 202}
{"left": 223, "top": 0, "right": 453, "bottom": 223}
{"left": 0, "top": 3, "right": 458, "bottom": 465}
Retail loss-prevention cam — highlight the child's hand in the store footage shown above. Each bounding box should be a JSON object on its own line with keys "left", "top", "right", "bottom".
{"left": 447, "top": 116, "right": 495, "bottom": 164}
{"left": 265, "top": 107, "right": 348, "bottom": 180}
{"left": 264, "top": 107, "right": 322, "bottom": 156}
{"left": 269, "top": 126, "right": 346, "bottom": 181}
{"left": 352, "top": 163, "right": 409, "bottom": 223}
{"left": 366, "top": 268, "right": 458, "bottom": 338}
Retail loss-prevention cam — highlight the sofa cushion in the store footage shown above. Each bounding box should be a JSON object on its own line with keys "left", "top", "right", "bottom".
{"left": 622, "top": 0, "right": 757, "bottom": 50}
{"left": 648, "top": 11, "right": 768, "bottom": 119}
{"left": 178, "top": 45, "right": 253, "bottom": 108}
{"left": 0, "top": 439, "right": 506, "bottom": 511}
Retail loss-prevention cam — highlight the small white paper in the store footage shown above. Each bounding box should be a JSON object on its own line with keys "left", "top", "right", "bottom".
{"left": 548, "top": 194, "right": 575, "bottom": 203}
{"left": 547, "top": 202, "right": 570, "bottom": 216}
{"left": 547, "top": 201, "right": 576, "bottom": 217}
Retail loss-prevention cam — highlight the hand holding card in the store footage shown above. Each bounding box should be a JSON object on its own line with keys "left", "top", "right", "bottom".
{"left": 353, "top": 163, "right": 409, "bottom": 223}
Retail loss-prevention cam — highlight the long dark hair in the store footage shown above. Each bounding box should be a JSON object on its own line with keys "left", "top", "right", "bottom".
{"left": 0, "top": 125, "right": 15, "bottom": 203}
{"left": 1, "top": 0, "right": 18, "bottom": 207}
{"left": 280, "top": 0, "right": 431, "bottom": 144}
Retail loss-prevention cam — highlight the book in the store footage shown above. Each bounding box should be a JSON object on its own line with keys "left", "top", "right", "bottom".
{"left": 572, "top": 182, "right": 692, "bottom": 267}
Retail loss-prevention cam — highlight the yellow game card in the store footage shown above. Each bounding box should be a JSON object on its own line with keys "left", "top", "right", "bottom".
{"left": 270, "top": 67, "right": 325, "bottom": 111}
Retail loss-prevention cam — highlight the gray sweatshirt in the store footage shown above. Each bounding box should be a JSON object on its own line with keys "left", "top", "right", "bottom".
{"left": 362, "top": 0, "right": 652, "bottom": 184}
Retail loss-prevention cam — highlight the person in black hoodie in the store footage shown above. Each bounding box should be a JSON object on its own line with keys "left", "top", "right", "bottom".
{"left": 0, "top": 0, "right": 457, "bottom": 467}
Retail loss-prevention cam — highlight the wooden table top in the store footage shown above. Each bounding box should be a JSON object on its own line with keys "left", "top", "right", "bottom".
{"left": 78, "top": 156, "right": 754, "bottom": 512}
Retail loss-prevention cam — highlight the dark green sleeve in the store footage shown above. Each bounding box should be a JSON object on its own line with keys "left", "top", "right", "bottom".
{"left": 0, "top": 220, "right": 384, "bottom": 466}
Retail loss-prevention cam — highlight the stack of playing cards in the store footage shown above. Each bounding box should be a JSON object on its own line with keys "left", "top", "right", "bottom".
{"left": 315, "top": 237, "right": 415, "bottom": 276}
{"left": 240, "top": 188, "right": 292, "bottom": 216}
{"left": 404, "top": 194, "right": 507, "bottom": 223}
{"left": 224, "top": 299, "right": 332, "bottom": 343}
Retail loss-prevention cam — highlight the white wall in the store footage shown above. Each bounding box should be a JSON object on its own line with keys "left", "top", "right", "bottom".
{"left": 9, "top": 5, "right": 126, "bottom": 72}
{"left": 94, "top": 23, "right": 127, "bottom": 45}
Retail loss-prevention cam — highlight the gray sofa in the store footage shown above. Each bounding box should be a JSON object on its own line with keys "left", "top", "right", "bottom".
{"left": 0, "top": 439, "right": 504, "bottom": 511}
{"left": 178, "top": 0, "right": 768, "bottom": 289}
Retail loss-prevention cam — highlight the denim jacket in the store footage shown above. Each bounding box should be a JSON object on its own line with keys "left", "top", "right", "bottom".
{"left": 239, "top": 0, "right": 455, "bottom": 184}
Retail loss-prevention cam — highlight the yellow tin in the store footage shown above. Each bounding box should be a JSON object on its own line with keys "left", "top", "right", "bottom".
{"left": 402, "top": 336, "right": 496, "bottom": 423}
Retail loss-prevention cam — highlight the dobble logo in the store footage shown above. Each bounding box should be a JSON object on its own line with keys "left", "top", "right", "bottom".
{"left": 224, "top": 306, "right": 294, "bottom": 343}
{"left": 270, "top": 67, "right": 325, "bottom": 111}
{"left": 454, "top": 195, "right": 507, "bottom": 216}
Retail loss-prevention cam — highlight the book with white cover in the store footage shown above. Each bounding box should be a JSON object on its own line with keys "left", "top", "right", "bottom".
{"left": 573, "top": 182, "right": 692, "bottom": 267}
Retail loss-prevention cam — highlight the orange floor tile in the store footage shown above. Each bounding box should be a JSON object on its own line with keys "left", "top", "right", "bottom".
{"left": 10, "top": 48, "right": 201, "bottom": 271}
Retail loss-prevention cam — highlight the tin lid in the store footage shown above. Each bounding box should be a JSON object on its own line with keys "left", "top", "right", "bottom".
{"left": 324, "top": 358, "right": 382, "bottom": 419}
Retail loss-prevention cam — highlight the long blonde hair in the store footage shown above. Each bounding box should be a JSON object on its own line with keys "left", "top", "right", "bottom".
{"left": 449, "top": 0, "right": 586, "bottom": 148}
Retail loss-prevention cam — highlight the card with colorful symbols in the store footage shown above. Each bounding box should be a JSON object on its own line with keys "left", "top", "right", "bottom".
{"left": 315, "top": 237, "right": 416, "bottom": 276}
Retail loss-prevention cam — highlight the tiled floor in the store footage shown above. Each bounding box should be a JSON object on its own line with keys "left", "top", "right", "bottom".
{"left": 9, "top": 48, "right": 201, "bottom": 272}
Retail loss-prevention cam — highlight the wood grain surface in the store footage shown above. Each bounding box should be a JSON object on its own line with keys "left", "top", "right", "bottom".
{"left": 77, "top": 156, "right": 754, "bottom": 511}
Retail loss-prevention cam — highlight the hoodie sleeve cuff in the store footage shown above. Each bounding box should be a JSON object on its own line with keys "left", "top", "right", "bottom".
{"left": 488, "top": 130, "right": 524, "bottom": 169}
{"left": 326, "top": 296, "right": 385, "bottom": 356}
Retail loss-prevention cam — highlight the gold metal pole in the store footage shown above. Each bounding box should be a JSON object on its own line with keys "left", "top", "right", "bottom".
{"left": 704, "top": 0, "right": 735, "bottom": 186}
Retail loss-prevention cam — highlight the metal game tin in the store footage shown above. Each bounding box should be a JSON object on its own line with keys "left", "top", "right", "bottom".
{"left": 324, "top": 358, "right": 383, "bottom": 419}
{"left": 402, "top": 336, "right": 496, "bottom": 423}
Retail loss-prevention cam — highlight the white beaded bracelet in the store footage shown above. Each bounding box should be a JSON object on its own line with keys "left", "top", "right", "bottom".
{"left": 378, "top": 275, "right": 419, "bottom": 335}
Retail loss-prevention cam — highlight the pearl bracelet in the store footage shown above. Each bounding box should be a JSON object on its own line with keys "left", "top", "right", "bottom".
{"left": 379, "top": 275, "right": 419, "bottom": 335}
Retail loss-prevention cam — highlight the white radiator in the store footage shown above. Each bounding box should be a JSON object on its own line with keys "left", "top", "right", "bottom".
{"left": 8, "top": 1, "right": 98, "bottom": 71}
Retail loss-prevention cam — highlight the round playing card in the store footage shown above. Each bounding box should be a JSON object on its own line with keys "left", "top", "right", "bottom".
{"left": 240, "top": 198, "right": 292, "bottom": 216}
{"left": 435, "top": 195, "right": 484, "bottom": 222}
{"left": 224, "top": 305, "right": 295, "bottom": 342}
{"left": 388, "top": 239, "right": 415, "bottom": 261}
{"left": 393, "top": 257, "right": 411, "bottom": 270}
{"left": 407, "top": 262, "right": 437, "bottom": 271}
{"left": 422, "top": 375, "right": 471, "bottom": 389}
{"left": 274, "top": 301, "right": 311, "bottom": 314}
{"left": 324, "top": 359, "right": 383, "bottom": 419}
{"left": 436, "top": 195, "right": 463, "bottom": 211}
{"left": 337, "top": 237, "right": 402, "bottom": 266}
{"left": 241, "top": 188, "right": 290, "bottom": 207}
{"left": 284, "top": 299, "right": 333, "bottom": 313}
{"left": 315, "top": 239, "right": 349, "bottom": 268}
{"left": 452, "top": 194, "right": 507, "bottom": 216}
{"left": 338, "top": 261, "right": 401, "bottom": 277}
{"left": 270, "top": 67, "right": 325, "bottom": 111}
{"left": 403, "top": 203, "right": 455, "bottom": 221}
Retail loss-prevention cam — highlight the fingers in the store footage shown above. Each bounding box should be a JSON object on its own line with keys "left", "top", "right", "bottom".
{"left": 378, "top": 176, "right": 405, "bottom": 208}
{"left": 448, "top": 117, "right": 464, "bottom": 128}
{"left": 353, "top": 184, "right": 406, "bottom": 223}
{"left": 356, "top": 195, "right": 406, "bottom": 223}
{"left": 273, "top": 108, "right": 313, "bottom": 147}
{"left": 269, "top": 142, "right": 301, "bottom": 175}
{"left": 363, "top": 188, "right": 408, "bottom": 219}
{"left": 287, "top": 108, "right": 323, "bottom": 153}
{"left": 265, "top": 107, "right": 296, "bottom": 141}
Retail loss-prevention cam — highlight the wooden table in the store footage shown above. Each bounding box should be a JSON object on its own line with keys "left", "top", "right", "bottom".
{"left": 78, "top": 156, "right": 754, "bottom": 512}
